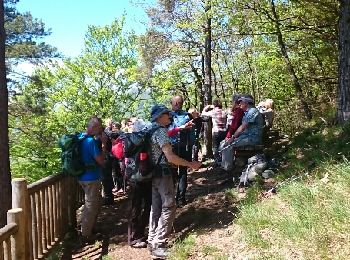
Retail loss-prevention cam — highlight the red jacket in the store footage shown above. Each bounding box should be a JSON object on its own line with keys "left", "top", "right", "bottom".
{"left": 226, "top": 107, "right": 244, "bottom": 138}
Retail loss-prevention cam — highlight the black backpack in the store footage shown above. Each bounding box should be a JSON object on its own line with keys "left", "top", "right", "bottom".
{"left": 118, "top": 126, "right": 163, "bottom": 182}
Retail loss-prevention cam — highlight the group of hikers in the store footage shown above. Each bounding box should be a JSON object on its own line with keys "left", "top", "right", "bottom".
{"left": 72, "top": 94, "right": 274, "bottom": 259}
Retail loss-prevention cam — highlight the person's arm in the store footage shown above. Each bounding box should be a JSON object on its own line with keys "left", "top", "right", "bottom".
{"left": 95, "top": 154, "right": 105, "bottom": 167}
{"left": 232, "top": 122, "right": 248, "bottom": 139}
{"left": 201, "top": 105, "right": 214, "bottom": 117}
{"left": 161, "top": 143, "right": 201, "bottom": 170}
{"left": 167, "top": 120, "right": 194, "bottom": 137}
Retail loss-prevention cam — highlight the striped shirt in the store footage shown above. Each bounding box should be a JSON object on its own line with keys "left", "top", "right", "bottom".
{"left": 202, "top": 107, "right": 227, "bottom": 133}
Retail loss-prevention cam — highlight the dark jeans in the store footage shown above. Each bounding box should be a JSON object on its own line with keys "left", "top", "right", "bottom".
{"left": 172, "top": 143, "right": 192, "bottom": 203}
{"left": 102, "top": 155, "right": 114, "bottom": 200}
{"left": 192, "top": 140, "right": 201, "bottom": 161}
{"left": 128, "top": 181, "right": 152, "bottom": 245}
{"left": 213, "top": 131, "right": 226, "bottom": 161}
{"left": 112, "top": 159, "right": 124, "bottom": 191}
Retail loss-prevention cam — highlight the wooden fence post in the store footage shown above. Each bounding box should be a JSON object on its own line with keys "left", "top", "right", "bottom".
{"left": 7, "top": 208, "right": 25, "bottom": 260}
{"left": 11, "top": 178, "right": 30, "bottom": 259}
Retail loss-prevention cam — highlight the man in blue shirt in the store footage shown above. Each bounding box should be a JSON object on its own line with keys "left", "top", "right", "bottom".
{"left": 231, "top": 96, "right": 264, "bottom": 146}
{"left": 168, "top": 95, "right": 193, "bottom": 207}
{"left": 78, "top": 116, "right": 106, "bottom": 242}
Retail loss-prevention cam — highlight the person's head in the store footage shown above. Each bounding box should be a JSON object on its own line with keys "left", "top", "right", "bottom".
{"left": 264, "top": 99, "right": 274, "bottom": 109}
{"left": 151, "top": 104, "right": 171, "bottom": 126}
{"left": 86, "top": 116, "right": 103, "bottom": 136}
{"left": 112, "top": 122, "right": 121, "bottom": 132}
{"left": 188, "top": 107, "right": 199, "bottom": 118}
{"left": 105, "top": 118, "right": 113, "bottom": 129}
{"left": 238, "top": 96, "right": 254, "bottom": 111}
{"left": 171, "top": 95, "right": 184, "bottom": 112}
{"left": 213, "top": 99, "right": 222, "bottom": 109}
{"left": 232, "top": 93, "right": 242, "bottom": 106}
{"left": 132, "top": 119, "right": 147, "bottom": 132}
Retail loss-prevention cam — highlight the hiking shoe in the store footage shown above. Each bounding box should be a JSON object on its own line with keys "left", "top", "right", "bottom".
{"left": 177, "top": 199, "right": 187, "bottom": 208}
{"left": 131, "top": 241, "right": 147, "bottom": 248}
{"left": 152, "top": 247, "right": 168, "bottom": 259}
{"left": 147, "top": 243, "right": 153, "bottom": 253}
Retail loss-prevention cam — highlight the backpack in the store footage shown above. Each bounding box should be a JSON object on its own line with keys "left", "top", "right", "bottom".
{"left": 58, "top": 133, "right": 96, "bottom": 177}
{"left": 112, "top": 126, "right": 163, "bottom": 182}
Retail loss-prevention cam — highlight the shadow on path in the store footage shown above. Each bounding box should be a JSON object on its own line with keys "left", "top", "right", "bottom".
{"left": 58, "top": 165, "right": 238, "bottom": 259}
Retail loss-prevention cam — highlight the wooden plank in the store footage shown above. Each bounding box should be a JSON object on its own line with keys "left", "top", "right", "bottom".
{"left": 28, "top": 174, "right": 64, "bottom": 195}
{"left": 45, "top": 187, "right": 52, "bottom": 247}
{"left": 48, "top": 185, "right": 54, "bottom": 245}
{"left": 3, "top": 238, "right": 10, "bottom": 260}
{"left": 30, "top": 195, "right": 38, "bottom": 259}
{"left": 41, "top": 189, "right": 47, "bottom": 253}
{"left": 0, "top": 224, "right": 17, "bottom": 242}
{"left": 0, "top": 241, "right": 4, "bottom": 260}
{"left": 35, "top": 192, "right": 43, "bottom": 258}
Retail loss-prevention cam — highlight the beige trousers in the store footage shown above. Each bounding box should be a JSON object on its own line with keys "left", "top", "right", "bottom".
{"left": 79, "top": 180, "right": 102, "bottom": 237}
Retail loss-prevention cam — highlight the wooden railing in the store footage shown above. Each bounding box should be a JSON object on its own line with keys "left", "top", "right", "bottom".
{"left": 1, "top": 174, "right": 84, "bottom": 260}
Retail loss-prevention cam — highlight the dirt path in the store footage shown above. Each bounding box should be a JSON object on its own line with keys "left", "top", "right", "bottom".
{"left": 57, "top": 164, "right": 239, "bottom": 260}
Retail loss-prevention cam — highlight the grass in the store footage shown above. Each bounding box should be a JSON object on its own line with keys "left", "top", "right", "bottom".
{"left": 169, "top": 234, "right": 196, "bottom": 260}
{"left": 165, "top": 121, "right": 350, "bottom": 259}
{"left": 232, "top": 121, "right": 350, "bottom": 259}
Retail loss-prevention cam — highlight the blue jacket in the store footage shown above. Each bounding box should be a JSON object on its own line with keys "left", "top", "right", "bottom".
{"left": 168, "top": 110, "right": 192, "bottom": 145}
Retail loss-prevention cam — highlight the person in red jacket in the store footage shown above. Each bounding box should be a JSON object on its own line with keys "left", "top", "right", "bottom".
{"left": 226, "top": 94, "right": 245, "bottom": 140}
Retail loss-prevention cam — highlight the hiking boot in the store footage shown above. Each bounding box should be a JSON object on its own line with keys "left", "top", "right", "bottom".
{"left": 177, "top": 199, "right": 187, "bottom": 208}
{"left": 147, "top": 243, "right": 153, "bottom": 253}
{"left": 152, "top": 247, "right": 168, "bottom": 259}
{"left": 131, "top": 241, "right": 147, "bottom": 248}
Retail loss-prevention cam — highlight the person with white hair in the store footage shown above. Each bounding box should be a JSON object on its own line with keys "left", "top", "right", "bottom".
{"left": 78, "top": 116, "right": 106, "bottom": 243}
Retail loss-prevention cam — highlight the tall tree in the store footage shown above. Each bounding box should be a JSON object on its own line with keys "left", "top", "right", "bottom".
{"left": 337, "top": 0, "right": 350, "bottom": 122}
{"left": 0, "top": 0, "right": 11, "bottom": 228}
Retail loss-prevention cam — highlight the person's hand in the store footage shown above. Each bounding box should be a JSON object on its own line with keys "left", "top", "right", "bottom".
{"left": 179, "top": 120, "right": 194, "bottom": 130}
{"left": 188, "top": 161, "right": 201, "bottom": 170}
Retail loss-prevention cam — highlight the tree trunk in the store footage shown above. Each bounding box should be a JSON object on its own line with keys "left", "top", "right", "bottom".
{"left": 337, "top": 0, "right": 350, "bottom": 122}
{"left": 270, "top": 0, "right": 312, "bottom": 120}
{"left": 0, "top": 0, "right": 12, "bottom": 228}
{"left": 203, "top": 0, "right": 213, "bottom": 158}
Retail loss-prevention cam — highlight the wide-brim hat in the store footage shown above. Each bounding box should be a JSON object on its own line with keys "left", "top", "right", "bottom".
{"left": 150, "top": 104, "right": 171, "bottom": 122}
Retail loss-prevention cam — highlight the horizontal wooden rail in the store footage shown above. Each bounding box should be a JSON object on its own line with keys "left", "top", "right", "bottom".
{"left": 0, "top": 223, "right": 18, "bottom": 242}
{"left": 27, "top": 174, "right": 64, "bottom": 195}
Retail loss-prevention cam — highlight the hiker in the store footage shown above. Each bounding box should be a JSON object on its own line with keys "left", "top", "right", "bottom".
{"left": 229, "top": 96, "right": 265, "bottom": 147}
{"left": 168, "top": 95, "right": 193, "bottom": 207}
{"left": 225, "top": 94, "right": 245, "bottom": 140}
{"left": 127, "top": 119, "right": 153, "bottom": 248}
{"left": 101, "top": 118, "right": 118, "bottom": 205}
{"left": 257, "top": 98, "right": 275, "bottom": 130}
{"left": 201, "top": 99, "right": 228, "bottom": 164}
{"left": 148, "top": 104, "right": 201, "bottom": 259}
{"left": 188, "top": 107, "right": 206, "bottom": 161}
{"left": 78, "top": 116, "right": 106, "bottom": 243}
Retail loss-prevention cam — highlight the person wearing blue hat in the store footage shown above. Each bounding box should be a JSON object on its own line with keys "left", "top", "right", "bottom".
{"left": 148, "top": 104, "right": 201, "bottom": 259}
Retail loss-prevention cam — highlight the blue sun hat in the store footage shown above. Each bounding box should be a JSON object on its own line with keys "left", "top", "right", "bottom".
{"left": 150, "top": 104, "right": 171, "bottom": 122}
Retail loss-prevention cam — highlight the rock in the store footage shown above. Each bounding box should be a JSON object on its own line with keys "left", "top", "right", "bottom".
{"left": 262, "top": 169, "right": 274, "bottom": 179}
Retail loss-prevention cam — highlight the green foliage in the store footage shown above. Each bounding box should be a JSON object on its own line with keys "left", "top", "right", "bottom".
{"left": 9, "top": 18, "right": 143, "bottom": 181}
{"left": 4, "top": 0, "right": 58, "bottom": 60}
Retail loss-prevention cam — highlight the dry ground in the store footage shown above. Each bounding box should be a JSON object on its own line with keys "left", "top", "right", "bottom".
{"left": 57, "top": 164, "right": 241, "bottom": 260}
